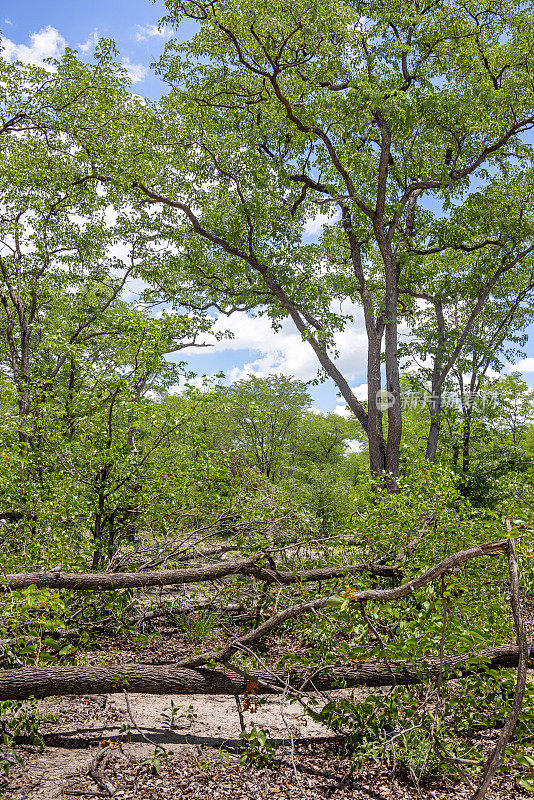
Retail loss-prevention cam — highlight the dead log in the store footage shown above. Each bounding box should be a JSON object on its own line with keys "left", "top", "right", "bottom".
{"left": 1, "top": 559, "right": 401, "bottom": 592}
{"left": 0, "top": 644, "right": 531, "bottom": 701}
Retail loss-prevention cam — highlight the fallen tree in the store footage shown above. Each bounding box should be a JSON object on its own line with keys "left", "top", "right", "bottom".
{"left": 0, "top": 558, "right": 401, "bottom": 591}
{"left": 175, "top": 538, "right": 513, "bottom": 668}
{"left": 0, "top": 538, "right": 524, "bottom": 703}
{"left": 0, "top": 644, "right": 531, "bottom": 701}
{"left": 0, "top": 537, "right": 526, "bottom": 800}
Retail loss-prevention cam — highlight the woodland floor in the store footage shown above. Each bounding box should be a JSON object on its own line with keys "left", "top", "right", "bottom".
{"left": 3, "top": 615, "right": 534, "bottom": 800}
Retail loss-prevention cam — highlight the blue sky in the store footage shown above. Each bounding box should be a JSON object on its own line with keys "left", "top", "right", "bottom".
{"left": 1, "top": 2, "right": 533, "bottom": 414}
{"left": 0, "top": 0, "right": 177, "bottom": 97}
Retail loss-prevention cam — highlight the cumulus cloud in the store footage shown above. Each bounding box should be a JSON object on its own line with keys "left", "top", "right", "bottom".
{"left": 122, "top": 56, "right": 148, "bottom": 83}
{"left": 334, "top": 383, "right": 368, "bottom": 417}
{"left": 303, "top": 209, "right": 340, "bottom": 236}
{"left": 509, "top": 358, "right": 534, "bottom": 373}
{"left": 1, "top": 25, "right": 66, "bottom": 67}
{"left": 78, "top": 30, "right": 99, "bottom": 54}
{"left": 195, "top": 303, "right": 368, "bottom": 384}
{"left": 0, "top": 26, "right": 148, "bottom": 84}
{"left": 134, "top": 23, "right": 173, "bottom": 42}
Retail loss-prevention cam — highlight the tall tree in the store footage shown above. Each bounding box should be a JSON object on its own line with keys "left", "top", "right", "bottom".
{"left": 0, "top": 47, "right": 218, "bottom": 565}
{"left": 403, "top": 245, "right": 534, "bottom": 463}
{"left": 98, "top": 0, "right": 534, "bottom": 478}
{"left": 225, "top": 374, "right": 311, "bottom": 481}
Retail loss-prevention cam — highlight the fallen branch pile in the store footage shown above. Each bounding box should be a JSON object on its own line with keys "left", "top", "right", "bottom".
{"left": 0, "top": 537, "right": 527, "bottom": 800}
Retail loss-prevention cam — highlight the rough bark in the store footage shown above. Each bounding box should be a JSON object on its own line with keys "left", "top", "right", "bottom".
{"left": 1, "top": 559, "right": 401, "bottom": 592}
{"left": 425, "top": 298, "right": 446, "bottom": 463}
{"left": 342, "top": 210, "right": 387, "bottom": 474}
{"left": 0, "top": 645, "right": 531, "bottom": 702}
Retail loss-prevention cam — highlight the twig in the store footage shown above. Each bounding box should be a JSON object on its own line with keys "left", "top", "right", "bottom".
{"left": 122, "top": 690, "right": 164, "bottom": 751}
{"left": 278, "top": 680, "right": 308, "bottom": 798}
{"left": 88, "top": 745, "right": 116, "bottom": 797}
{"left": 359, "top": 599, "right": 397, "bottom": 687}
{"left": 234, "top": 693, "right": 246, "bottom": 732}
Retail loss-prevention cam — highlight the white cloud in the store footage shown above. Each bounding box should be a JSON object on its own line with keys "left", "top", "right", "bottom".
{"left": 1, "top": 25, "right": 66, "bottom": 68}
{"left": 4, "top": 18, "right": 13, "bottom": 26}
{"left": 135, "top": 23, "right": 173, "bottom": 42}
{"left": 483, "top": 367, "right": 501, "bottom": 379}
{"left": 334, "top": 384, "right": 368, "bottom": 417}
{"left": 303, "top": 209, "right": 340, "bottom": 236}
{"left": 122, "top": 56, "right": 148, "bottom": 84}
{"left": 509, "top": 358, "right": 534, "bottom": 373}
{"left": 78, "top": 30, "right": 99, "bottom": 54}
{"left": 195, "top": 303, "right": 368, "bottom": 384}
{"left": 169, "top": 374, "right": 224, "bottom": 395}
{"left": 352, "top": 383, "right": 369, "bottom": 400}
{"left": 334, "top": 404, "right": 352, "bottom": 418}
{"left": 1, "top": 27, "right": 148, "bottom": 84}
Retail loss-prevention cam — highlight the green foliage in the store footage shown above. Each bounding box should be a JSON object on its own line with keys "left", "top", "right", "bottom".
{"left": 161, "top": 700, "right": 197, "bottom": 730}
{"left": 140, "top": 745, "right": 174, "bottom": 775}
{"left": 211, "top": 374, "right": 313, "bottom": 481}
{"left": 0, "top": 584, "right": 86, "bottom": 666}
{"left": 175, "top": 610, "right": 220, "bottom": 644}
{"left": 0, "top": 700, "right": 43, "bottom": 786}
{"left": 1, "top": 14, "right": 534, "bottom": 793}
{"left": 239, "top": 727, "right": 279, "bottom": 767}
{"left": 312, "top": 667, "right": 534, "bottom": 786}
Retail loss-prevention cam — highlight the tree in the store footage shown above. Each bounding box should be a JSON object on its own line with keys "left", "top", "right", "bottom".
{"left": 0, "top": 46, "right": 220, "bottom": 567}
{"left": 404, "top": 248, "right": 534, "bottom": 464}
{"left": 89, "top": 0, "right": 534, "bottom": 479}
{"left": 224, "top": 374, "right": 312, "bottom": 481}
{"left": 479, "top": 373, "right": 534, "bottom": 453}
{"left": 294, "top": 411, "right": 358, "bottom": 467}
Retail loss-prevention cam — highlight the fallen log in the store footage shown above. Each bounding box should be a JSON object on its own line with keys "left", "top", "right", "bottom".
{"left": 0, "top": 645, "right": 531, "bottom": 701}
{"left": 0, "top": 559, "right": 401, "bottom": 592}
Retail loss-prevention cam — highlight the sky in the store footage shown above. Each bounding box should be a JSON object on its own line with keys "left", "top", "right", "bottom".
{"left": 1, "top": 1, "right": 533, "bottom": 415}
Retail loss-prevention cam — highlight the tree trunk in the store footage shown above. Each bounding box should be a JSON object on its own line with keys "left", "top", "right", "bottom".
{"left": 425, "top": 298, "right": 446, "bottom": 463}
{"left": 384, "top": 280, "right": 402, "bottom": 477}
{"left": 462, "top": 407, "right": 472, "bottom": 474}
{"left": 425, "top": 388, "right": 441, "bottom": 463}
{"left": 367, "top": 337, "right": 387, "bottom": 475}
{"left": 0, "top": 644, "right": 531, "bottom": 701}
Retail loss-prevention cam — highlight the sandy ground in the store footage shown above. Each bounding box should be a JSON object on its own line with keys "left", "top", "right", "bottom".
{"left": 4, "top": 691, "right": 332, "bottom": 798}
